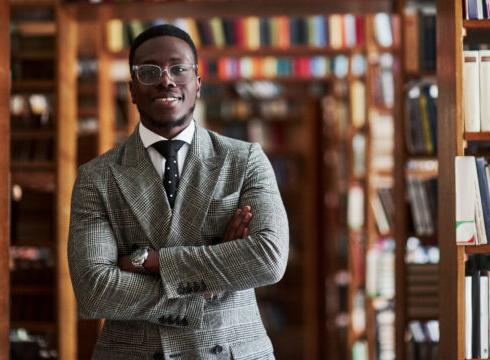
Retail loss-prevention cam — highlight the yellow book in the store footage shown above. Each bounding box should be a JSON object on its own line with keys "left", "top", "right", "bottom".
{"left": 245, "top": 16, "right": 260, "bottom": 49}
{"left": 263, "top": 56, "right": 277, "bottom": 78}
{"left": 184, "top": 18, "right": 201, "bottom": 48}
{"left": 269, "top": 17, "right": 279, "bottom": 47}
{"left": 106, "top": 19, "right": 124, "bottom": 52}
{"left": 209, "top": 17, "right": 225, "bottom": 48}
{"left": 328, "top": 14, "right": 343, "bottom": 49}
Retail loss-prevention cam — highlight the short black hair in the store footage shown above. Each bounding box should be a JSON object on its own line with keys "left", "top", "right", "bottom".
{"left": 129, "top": 24, "right": 198, "bottom": 71}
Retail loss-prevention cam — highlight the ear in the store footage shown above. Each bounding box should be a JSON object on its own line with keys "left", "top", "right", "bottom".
{"left": 196, "top": 75, "right": 201, "bottom": 98}
{"left": 129, "top": 80, "right": 136, "bottom": 104}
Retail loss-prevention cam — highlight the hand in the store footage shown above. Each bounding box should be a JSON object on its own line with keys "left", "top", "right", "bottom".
{"left": 223, "top": 205, "right": 252, "bottom": 242}
{"left": 118, "top": 255, "right": 134, "bottom": 272}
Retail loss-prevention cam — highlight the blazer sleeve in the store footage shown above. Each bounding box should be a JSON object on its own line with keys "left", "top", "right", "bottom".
{"left": 158, "top": 142, "right": 289, "bottom": 298}
{"left": 68, "top": 166, "right": 205, "bottom": 328}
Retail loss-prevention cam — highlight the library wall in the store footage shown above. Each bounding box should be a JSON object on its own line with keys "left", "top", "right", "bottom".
{"left": 2, "top": 1, "right": 432, "bottom": 360}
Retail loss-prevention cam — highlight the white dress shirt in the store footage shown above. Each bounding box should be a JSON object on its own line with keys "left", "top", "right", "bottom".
{"left": 139, "top": 121, "right": 195, "bottom": 179}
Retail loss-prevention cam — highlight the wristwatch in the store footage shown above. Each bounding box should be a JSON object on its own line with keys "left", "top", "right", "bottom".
{"left": 130, "top": 246, "right": 150, "bottom": 271}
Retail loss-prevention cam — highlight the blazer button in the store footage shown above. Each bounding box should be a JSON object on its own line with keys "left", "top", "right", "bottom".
{"left": 153, "top": 352, "right": 164, "bottom": 360}
{"left": 158, "top": 315, "right": 168, "bottom": 324}
{"left": 211, "top": 345, "right": 223, "bottom": 354}
{"left": 177, "top": 283, "right": 185, "bottom": 295}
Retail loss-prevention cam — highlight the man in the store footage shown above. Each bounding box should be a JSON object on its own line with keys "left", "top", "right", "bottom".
{"left": 68, "top": 24, "right": 288, "bottom": 360}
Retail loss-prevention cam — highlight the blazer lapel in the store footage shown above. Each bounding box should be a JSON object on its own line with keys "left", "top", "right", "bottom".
{"left": 168, "top": 125, "right": 227, "bottom": 247}
{"left": 110, "top": 130, "right": 172, "bottom": 249}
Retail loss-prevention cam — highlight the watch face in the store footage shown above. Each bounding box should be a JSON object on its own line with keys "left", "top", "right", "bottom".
{"left": 131, "top": 247, "right": 149, "bottom": 266}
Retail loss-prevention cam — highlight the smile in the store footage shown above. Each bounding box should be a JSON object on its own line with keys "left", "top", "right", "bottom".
{"left": 154, "top": 97, "right": 181, "bottom": 103}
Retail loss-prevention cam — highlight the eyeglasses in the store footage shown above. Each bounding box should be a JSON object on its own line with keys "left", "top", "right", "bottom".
{"left": 131, "top": 63, "right": 198, "bottom": 85}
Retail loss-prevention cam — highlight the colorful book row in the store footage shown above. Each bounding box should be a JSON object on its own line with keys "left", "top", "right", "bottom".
{"left": 106, "top": 14, "right": 368, "bottom": 52}
{"left": 197, "top": 55, "right": 355, "bottom": 80}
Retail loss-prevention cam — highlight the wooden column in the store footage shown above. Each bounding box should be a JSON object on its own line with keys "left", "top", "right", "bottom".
{"left": 0, "top": 1, "right": 10, "bottom": 359}
{"left": 97, "top": 11, "right": 116, "bottom": 153}
{"left": 393, "top": 1, "right": 407, "bottom": 359}
{"left": 437, "top": 0, "right": 464, "bottom": 358}
{"left": 56, "top": 5, "right": 78, "bottom": 360}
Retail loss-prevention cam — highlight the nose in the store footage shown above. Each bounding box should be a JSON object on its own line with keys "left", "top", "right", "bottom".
{"left": 159, "top": 68, "right": 175, "bottom": 87}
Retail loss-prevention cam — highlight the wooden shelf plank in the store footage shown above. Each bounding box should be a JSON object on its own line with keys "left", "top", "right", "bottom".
{"left": 465, "top": 244, "right": 490, "bottom": 254}
{"left": 12, "top": 21, "right": 56, "bottom": 35}
{"left": 464, "top": 19, "right": 490, "bottom": 28}
{"left": 11, "top": 50, "right": 55, "bottom": 60}
{"left": 12, "top": 170, "right": 56, "bottom": 193}
{"left": 464, "top": 132, "right": 490, "bottom": 141}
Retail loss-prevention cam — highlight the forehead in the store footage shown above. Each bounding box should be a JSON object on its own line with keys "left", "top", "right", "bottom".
{"left": 133, "top": 35, "right": 194, "bottom": 64}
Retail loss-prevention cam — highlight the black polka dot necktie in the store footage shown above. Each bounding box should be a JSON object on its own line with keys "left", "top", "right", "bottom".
{"left": 152, "top": 140, "right": 185, "bottom": 208}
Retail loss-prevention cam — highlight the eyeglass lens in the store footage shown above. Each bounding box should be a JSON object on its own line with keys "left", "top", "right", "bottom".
{"left": 137, "top": 64, "right": 194, "bottom": 85}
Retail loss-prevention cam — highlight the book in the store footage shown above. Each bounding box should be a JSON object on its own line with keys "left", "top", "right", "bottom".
{"left": 480, "top": 50, "right": 490, "bottom": 131}
{"left": 476, "top": 157, "right": 490, "bottom": 244}
{"left": 463, "top": 50, "right": 481, "bottom": 132}
{"left": 455, "top": 156, "right": 479, "bottom": 244}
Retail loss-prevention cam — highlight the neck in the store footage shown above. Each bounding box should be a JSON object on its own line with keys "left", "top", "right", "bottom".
{"left": 141, "top": 117, "right": 192, "bottom": 139}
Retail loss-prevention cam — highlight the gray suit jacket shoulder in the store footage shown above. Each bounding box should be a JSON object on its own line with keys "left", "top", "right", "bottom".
{"left": 68, "top": 124, "right": 288, "bottom": 359}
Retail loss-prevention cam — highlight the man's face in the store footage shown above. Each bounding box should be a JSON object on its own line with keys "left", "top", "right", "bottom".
{"left": 129, "top": 36, "right": 201, "bottom": 137}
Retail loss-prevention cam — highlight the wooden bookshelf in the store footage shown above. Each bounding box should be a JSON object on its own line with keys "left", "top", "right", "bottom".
{"left": 8, "top": 2, "right": 78, "bottom": 359}
{"left": 437, "top": 0, "right": 464, "bottom": 358}
{"left": 0, "top": 0, "right": 10, "bottom": 358}
{"left": 391, "top": 1, "right": 440, "bottom": 359}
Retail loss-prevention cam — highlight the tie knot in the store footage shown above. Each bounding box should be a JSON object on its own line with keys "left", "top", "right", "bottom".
{"left": 152, "top": 140, "right": 185, "bottom": 158}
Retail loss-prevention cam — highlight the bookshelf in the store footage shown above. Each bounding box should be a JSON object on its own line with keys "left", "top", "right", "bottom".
{"left": 0, "top": 0, "right": 10, "bottom": 358}
{"left": 8, "top": 1, "right": 78, "bottom": 359}
{"left": 363, "top": 13, "right": 398, "bottom": 360}
{"left": 391, "top": 0, "right": 440, "bottom": 359}
{"left": 437, "top": 0, "right": 490, "bottom": 358}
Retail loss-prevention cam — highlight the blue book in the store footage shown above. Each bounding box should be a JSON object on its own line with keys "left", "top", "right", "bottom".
{"left": 289, "top": 17, "right": 300, "bottom": 45}
{"left": 259, "top": 17, "right": 270, "bottom": 47}
{"left": 475, "top": 157, "right": 490, "bottom": 241}
{"left": 310, "top": 16, "right": 327, "bottom": 47}
{"left": 467, "top": 0, "right": 479, "bottom": 19}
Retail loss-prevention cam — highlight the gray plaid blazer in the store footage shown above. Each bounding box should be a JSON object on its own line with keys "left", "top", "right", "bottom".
{"left": 68, "top": 123, "right": 289, "bottom": 360}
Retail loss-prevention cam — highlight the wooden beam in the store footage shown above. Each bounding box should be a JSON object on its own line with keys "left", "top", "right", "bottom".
{"left": 56, "top": 5, "right": 78, "bottom": 359}
{"left": 65, "top": 0, "right": 394, "bottom": 21}
{"left": 437, "top": 0, "right": 464, "bottom": 358}
{"left": 0, "top": 0, "right": 10, "bottom": 358}
{"left": 97, "top": 10, "right": 116, "bottom": 153}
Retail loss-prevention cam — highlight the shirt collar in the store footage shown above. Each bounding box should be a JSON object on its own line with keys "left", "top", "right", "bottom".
{"left": 139, "top": 120, "right": 195, "bottom": 149}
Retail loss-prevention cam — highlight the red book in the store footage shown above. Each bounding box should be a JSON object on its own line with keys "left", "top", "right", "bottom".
{"left": 234, "top": 18, "right": 245, "bottom": 48}
{"left": 355, "top": 16, "right": 365, "bottom": 47}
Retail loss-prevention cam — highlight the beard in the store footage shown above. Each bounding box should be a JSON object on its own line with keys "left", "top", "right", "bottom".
{"left": 140, "top": 104, "right": 196, "bottom": 130}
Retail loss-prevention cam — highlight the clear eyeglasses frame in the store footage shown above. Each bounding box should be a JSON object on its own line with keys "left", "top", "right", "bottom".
{"left": 131, "top": 63, "right": 198, "bottom": 85}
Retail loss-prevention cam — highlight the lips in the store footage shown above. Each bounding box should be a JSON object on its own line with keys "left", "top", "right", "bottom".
{"left": 152, "top": 94, "right": 183, "bottom": 109}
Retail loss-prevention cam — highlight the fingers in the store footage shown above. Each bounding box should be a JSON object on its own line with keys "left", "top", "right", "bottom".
{"left": 223, "top": 208, "right": 244, "bottom": 242}
{"left": 223, "top": 206, "right": 252, "bottom": 242}
{"left": 232, "top": 206, "right": 252, "bottom": 239}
